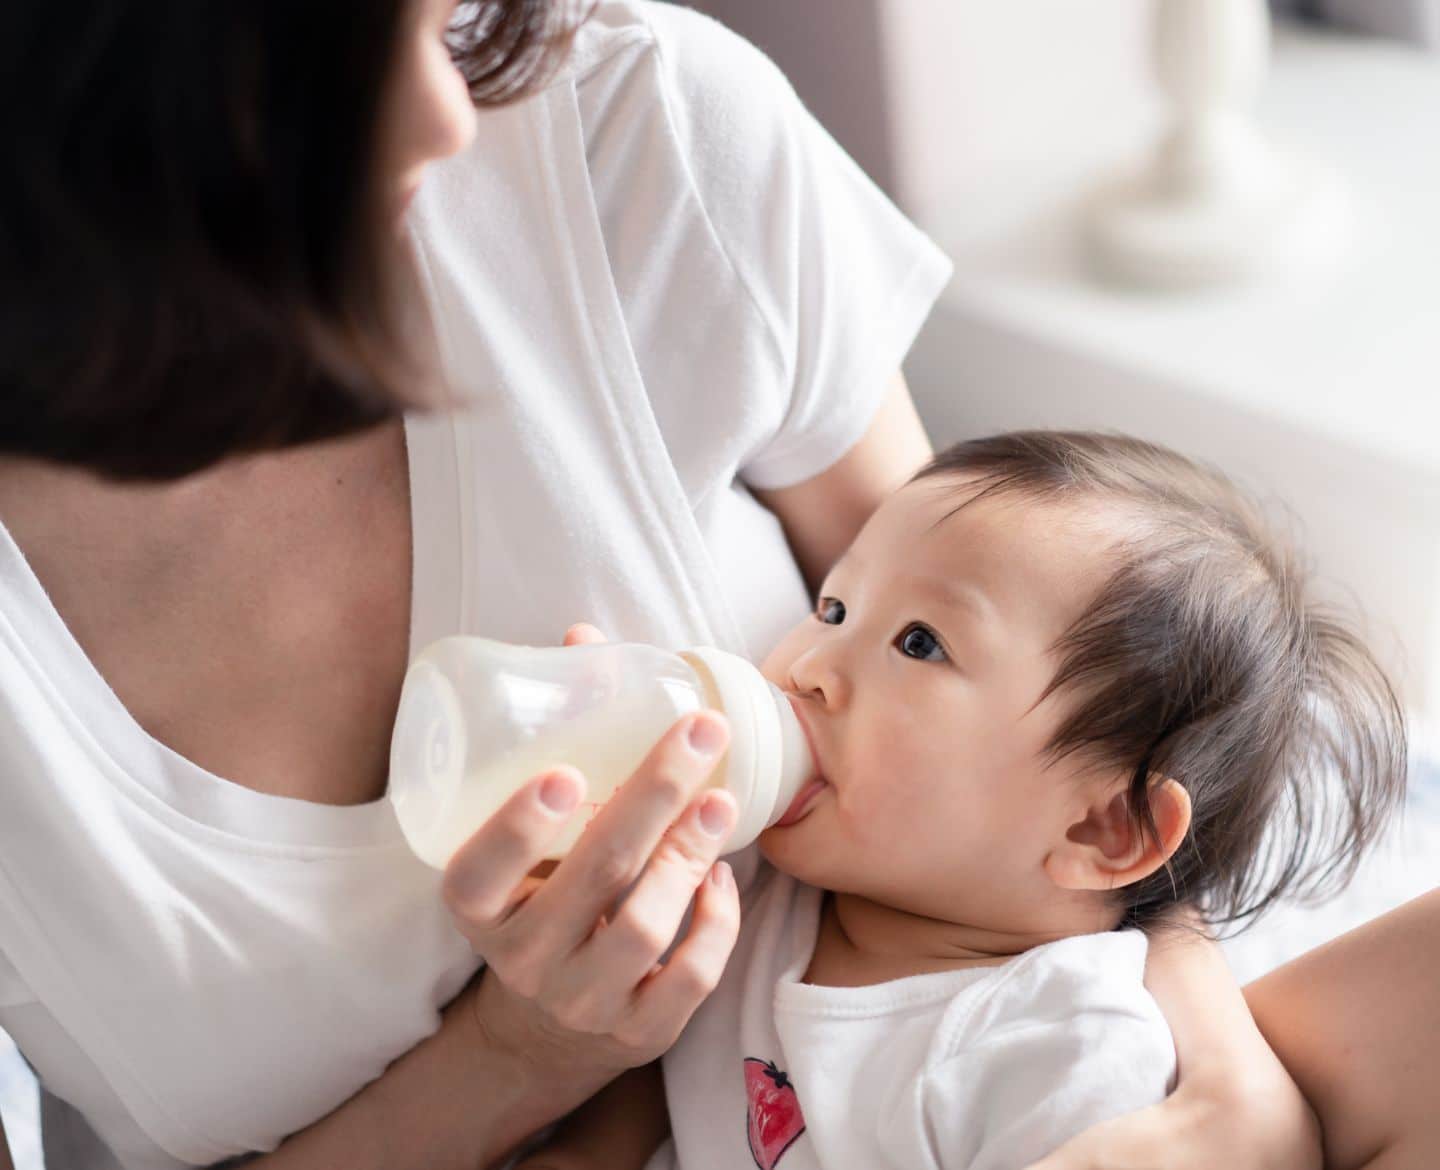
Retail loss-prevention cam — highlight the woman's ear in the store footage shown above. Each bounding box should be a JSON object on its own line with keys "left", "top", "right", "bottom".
{"left": 1043, "top": 778, "right": 1192, "bottom": 893}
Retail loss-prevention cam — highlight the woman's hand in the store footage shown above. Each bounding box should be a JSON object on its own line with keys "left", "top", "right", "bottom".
{"left": 442, "top": 623, "right": 742, "bottom": 1109}
{"left": 1023, "top": 1063, "right": 1319, "bottom": 1170}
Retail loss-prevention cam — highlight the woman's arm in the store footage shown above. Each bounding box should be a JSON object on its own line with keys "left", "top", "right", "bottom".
{"left": 510, "top": 1062, "right": 670, "bottom": 1170}
{"left": 753, "top": 372, "right": 932, "bottom": 593}
{"left": 245, "top": 974, "right": 602, "bottom": 1170}
{"left": 1025, "top": 925, "right": 1321, "bottom": 1170}
{"left": 12, "top": 977, "right": 618, "bottom": 1170}
{"left": 1245, "top": 889, "right": 1440, "bottom": 1170}
{"left": 1145, "top": 927, "right": 1320, "bottom": 1163}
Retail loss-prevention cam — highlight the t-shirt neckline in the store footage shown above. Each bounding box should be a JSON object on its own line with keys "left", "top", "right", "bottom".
{"left": 0, "top": 413, "right": 460, "bottom": 853}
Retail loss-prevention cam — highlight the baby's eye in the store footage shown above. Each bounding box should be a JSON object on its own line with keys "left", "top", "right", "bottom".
{"left": 817, "top": 597, "right": 846, "bottom": 625}
{"left": 897, "top": 623, "right": 946, "bottom": 662}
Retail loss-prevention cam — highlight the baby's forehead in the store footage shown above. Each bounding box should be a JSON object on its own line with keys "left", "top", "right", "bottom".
{"left": 878, "top": 476, "right": 1127, "bottom": 553}
{"left": 859, "top": 477, "right": 1129, "bottom": 616}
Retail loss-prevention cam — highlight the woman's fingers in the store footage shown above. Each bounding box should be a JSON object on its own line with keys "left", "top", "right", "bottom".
{"left": 545, "top": 787, "right": 738, "bottom": 1019}
{"left": 513, "top": 711, "right": 731, "bottom": 960}
{"left": 441, "top": 628, "right": 740, "bottom": 1077}
{"left": 441, "top": 765, "right": 587, "bottom": 945}
{"left": 624, "top": 857, "right": 742, "bottom": 1052}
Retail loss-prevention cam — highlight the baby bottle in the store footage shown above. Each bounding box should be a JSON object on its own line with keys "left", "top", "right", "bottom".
{"left": 388, "top": 635, "right": 815, "bottom": 869}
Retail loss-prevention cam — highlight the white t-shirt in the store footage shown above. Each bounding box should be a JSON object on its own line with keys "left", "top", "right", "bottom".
{"left": 0, "top": 4, "right": 952, "bottom": 1168}
{"left": 647, "top": 869, "right": 1176, "bottom": 1170}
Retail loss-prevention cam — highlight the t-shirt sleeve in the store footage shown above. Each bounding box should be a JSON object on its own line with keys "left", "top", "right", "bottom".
{"left": 645, "top": 4, "right": 953, "bottom": 491}
{"left": 922, "top": 1006, "right": 1176, "bottom": 1170}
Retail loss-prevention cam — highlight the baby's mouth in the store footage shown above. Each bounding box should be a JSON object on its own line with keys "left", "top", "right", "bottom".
{"left": 775, "top": 775, "right": 829, "bottom": 827}
{"left": 777, "top": 693, "right": 829, "bottom": 826}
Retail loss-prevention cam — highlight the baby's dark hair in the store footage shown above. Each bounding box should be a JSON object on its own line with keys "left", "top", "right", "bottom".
{"left": 916, "top": 431, "right": 1407, "bottom": 932}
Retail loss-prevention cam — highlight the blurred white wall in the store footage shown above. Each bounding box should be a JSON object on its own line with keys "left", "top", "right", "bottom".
{"left": 876, "top": 1, "right": 1159, "bottom": 224}
{"left": 684, "top": 0, "right": 899, "bottom": 192}
{"left": 686, "top": 1, "right": 1159, "bottom": 223}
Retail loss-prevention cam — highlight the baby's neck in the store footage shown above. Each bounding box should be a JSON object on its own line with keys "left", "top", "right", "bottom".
{"left": 802, "top": 890, "right": 1108, "bottom": 989}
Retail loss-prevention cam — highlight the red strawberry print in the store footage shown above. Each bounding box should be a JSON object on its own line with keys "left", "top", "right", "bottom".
{"left": 744, "top": 1057, "right": 806, "bottom": 1170}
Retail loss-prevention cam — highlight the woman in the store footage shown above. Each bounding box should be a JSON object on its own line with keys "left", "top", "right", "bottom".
{"left": 0, "top": 1, "right": 1399, "bottom": 1168}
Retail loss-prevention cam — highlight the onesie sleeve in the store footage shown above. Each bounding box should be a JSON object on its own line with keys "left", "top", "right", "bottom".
{"left": 922, "top": 1006, "right": 1176, "bottom": 1169}
{"left": 644, "top": 5, "right": 953, "bottom": 491}
{"left": 920, "top": 933, "right": 1176, "bottom": 1169}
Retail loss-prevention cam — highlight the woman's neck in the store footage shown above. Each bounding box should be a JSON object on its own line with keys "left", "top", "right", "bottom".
{"left": 0, "top": 422, "right": 405, "bottom": 575}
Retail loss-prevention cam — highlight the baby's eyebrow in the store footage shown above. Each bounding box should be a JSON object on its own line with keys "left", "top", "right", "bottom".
{"left": 818, "top": 551, "right": 864, "bottom": 596}
{"left": 909, "top": 575, "right": 996, "bottom": 626}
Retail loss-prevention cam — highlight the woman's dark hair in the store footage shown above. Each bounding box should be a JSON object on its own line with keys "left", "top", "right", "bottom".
{"left": 1, "top": 1, "right": 581, "bottom": 480}
{"left": 917, "top": 432, "right": 1408, "bottom": 933}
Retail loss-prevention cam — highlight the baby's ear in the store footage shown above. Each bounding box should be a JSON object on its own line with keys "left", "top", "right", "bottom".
{"left": 1044, "top": 777, "right": 1191, "bottom": 893}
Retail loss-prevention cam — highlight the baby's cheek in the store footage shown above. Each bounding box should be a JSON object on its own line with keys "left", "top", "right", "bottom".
{"left": 843, "top": 771, "right": 933, "bottom": 855}
{"left": 857, "top": 759, "right": 996, "bottom": 858}
{"left": 855, "top": 743, "right": 941, "bottom": 811}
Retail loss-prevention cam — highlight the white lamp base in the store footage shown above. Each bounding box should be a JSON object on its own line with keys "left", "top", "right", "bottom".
{"left": 1087, "top": 149, "right": 1349, "bottom": 289}
{"left": 1087, "top": 0, "right": 1349, "bottom": 291}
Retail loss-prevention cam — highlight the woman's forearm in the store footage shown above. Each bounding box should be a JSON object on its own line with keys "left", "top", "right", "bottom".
{"left": 754, "top": 372, "right": 932, "bottom": 594}
{"left": 515, "top": 1062, "right": 670, "bottom": 1169}
{"left": 1145, "top": 922, "right": 1273, "bottom": 1078}
{"left": 1245, "top": 889, "right": 1440, "bottom": 1170}
{"left": 1144, "top": 921, "right": 1322, "bottom": 1166}
{"left": 248, "top": 978, "right": 591, "bottom": 1170}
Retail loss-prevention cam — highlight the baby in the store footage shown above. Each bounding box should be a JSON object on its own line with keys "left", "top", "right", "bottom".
{"left": 562, "top": 431, "right": 1408, "bottom": 1170}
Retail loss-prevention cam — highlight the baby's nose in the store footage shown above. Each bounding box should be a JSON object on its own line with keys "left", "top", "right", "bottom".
{"left": 789, "top": 646, "right": 851, "bottom": 710}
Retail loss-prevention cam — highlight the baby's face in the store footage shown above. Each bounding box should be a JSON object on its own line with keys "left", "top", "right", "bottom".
{"left": 758, "top": 476, "right": 1122, "bottom": 934}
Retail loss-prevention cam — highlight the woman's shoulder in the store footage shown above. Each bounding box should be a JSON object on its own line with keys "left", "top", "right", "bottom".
{"left": 559, "top": 2, "right": 788, "bottom": 92}
{"left": 429, "top": 2, "right": 804, "bottom": 282}
{"left": 556, "top": 1, "right": 800, "bottom": 160}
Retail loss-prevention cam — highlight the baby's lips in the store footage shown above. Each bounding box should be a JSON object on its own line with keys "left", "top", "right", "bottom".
{"left": 775, "top": 776, "right": 828, "bottom": 827}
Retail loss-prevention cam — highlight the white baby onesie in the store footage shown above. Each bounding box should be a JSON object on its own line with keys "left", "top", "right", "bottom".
{"left": 646, "top": 866, "right": 1176, "bottom": 1170}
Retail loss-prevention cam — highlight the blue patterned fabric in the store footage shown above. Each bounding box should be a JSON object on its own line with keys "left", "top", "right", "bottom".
{"left": 1274, "top": 0, "right": 1440, "bottom": 48}
{"left": 1414, "top": 744, "right": 1440, "bottom": 800}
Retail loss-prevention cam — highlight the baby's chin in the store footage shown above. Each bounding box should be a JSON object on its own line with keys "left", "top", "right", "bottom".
{"left": 757, "top": 812, "right": 838, "bottom": 886}
{"left": 756, "top": 830, "right": 803, "bottom": 878}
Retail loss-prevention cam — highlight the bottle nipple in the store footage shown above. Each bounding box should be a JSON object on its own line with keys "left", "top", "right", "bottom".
{"left": 772, "top": 688, "right": 812, "bottom": 802}
{"left": 678, "top": 647, "right": 815, "bottom": 851}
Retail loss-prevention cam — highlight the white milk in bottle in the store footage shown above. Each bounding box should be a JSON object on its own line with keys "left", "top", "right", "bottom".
{"left": 388, "top": 636, "right": 815, "bottom": 869}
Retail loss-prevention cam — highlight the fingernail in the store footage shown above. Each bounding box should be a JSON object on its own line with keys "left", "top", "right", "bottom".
{"left": 539, "top": 773, "right": 580, "bottom": 815}
{"left": 696, "top": 793, "right": 734, "bottom": 838}
{"left": 688, "top": 715, "right": 727, "bottom": 759}
{"left": 709, "top": 860, "right": 733, "bottom": 888}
